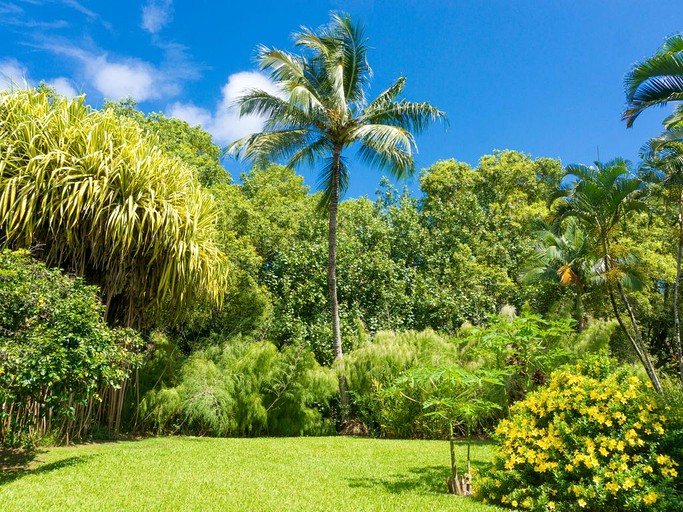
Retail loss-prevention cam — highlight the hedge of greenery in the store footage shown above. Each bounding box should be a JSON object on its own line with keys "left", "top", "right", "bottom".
{"left": 0, "top": 250, "right": 141, "bottom": 447}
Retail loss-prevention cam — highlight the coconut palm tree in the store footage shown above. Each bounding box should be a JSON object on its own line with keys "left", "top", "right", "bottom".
{"left": 552, "top": 159, "right": 663, "bottom": 393}
{"left": 641, "top": 124, "right": 683, "bottom": 382}
{"left": 522, "top": 218, "right": 593, "bottom": 330}
{"left": 624, "top": 33, "right": 683, "bottom": 128}
{"left": 229, "top": 12, "right": 444, "bottom": 414}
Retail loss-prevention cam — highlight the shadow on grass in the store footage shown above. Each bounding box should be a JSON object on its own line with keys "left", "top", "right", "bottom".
{"left": 347, "top": 460, "right": 494, "bottom": 496}
{"left": 0, "top": 449, "right": 93, "bottom": 486}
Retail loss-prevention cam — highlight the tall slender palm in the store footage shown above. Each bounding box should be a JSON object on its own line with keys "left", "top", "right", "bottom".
{"left": 522, "top": 218, "right": 593, "bottom": 330}
{"left": 552, "top": 159, "right": 663, "bottom": 393}
{"left": 624, "top": 33, "right": 683, "bottom": 128}
{"left": 642, "top": 124, "right": 683, "bottom": 382}
{"left": 229, "top": 13, "right": 444, "bottom": 414}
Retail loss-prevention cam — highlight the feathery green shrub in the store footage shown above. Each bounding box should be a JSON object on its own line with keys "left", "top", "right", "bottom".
{"left": 140, "top": 338, "right": 337, "bottom": 436}
{"left": 343, "top": 315, "right": 580, "bottom": 438}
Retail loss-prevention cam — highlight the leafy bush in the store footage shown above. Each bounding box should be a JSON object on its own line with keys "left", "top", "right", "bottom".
{"left": 140, "top": 338, "right": 337, "bottom": 436}
{"left": 477, "top": 357, "right": 681, "bottom": 511}
{"left": 343, "top": 329, "right": 460, "bottom": 436}
{"left": 0, "top": 250, "right": 141, "bottom": 447}
{"left": 344, "top": 315, "right": 577, "bottom": 438}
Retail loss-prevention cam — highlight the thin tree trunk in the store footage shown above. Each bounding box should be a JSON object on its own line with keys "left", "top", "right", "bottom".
{"left": 602, "top": 241, "right": 663, "bottom": 394}
{"left": 328, "top": 145, "right": 350, "bottom": 420}
{"left": 617, "top": 282, "right": 663, "bottom": 394}
{"left": 575, "top": 284, "right": 585, "bottom": 332}
{"left": 674, "top": 198, "right": 683, "bottom": 383}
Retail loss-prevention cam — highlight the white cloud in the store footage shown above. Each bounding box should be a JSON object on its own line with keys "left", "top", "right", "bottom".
{"left": 47, "top": 77, "right": 78, "bottom": 98}
{"left": 167, "top": 71, "right": 282, "bottom": 145}
{"left": 167, "top": 102, "right": 212, "bottom": 127}
{"left": 87, "top": 56, "right": 156, "bottom": 101}
{"left": 31, "top": 38, "right": 199, "bottom": 102}
{"left": 0, "top": 59, "right": 29, "bottom": 88}
{"left": 0, "top": 59, "right": 79, "bottom": 98}
{"left": 142, "top": 0, "right": 173, "bottom": 34}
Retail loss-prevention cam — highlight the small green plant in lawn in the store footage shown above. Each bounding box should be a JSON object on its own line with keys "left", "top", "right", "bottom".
{"left": 477, "top": 356, "right": 681, "bottom": 511}
{"left": 387, "top": 366, "right": 505, "bottom": 496}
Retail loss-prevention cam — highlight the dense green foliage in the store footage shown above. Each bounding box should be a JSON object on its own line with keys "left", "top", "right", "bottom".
{"left": 102, "top": 98, "right": 229, "bottom": 188}
{"left": 3, "top": 19, "right": 683, "bottom": 512}
{"left": 0, "top": 250, "right": 141, "bottom": 447}
{"left": 0, "top": 437, "right": 502, "bottom": 511}
{"left": 206, "top": 152, "right": 566, "bottom": 365}
{"left": 343, "top": 314, "right": 601, "bottom": 439}
{"left": 478, "top": 358, "right": 682, "bottom": 510}
{"left": 140, "top": 338, "right": 337, "bottom": 436}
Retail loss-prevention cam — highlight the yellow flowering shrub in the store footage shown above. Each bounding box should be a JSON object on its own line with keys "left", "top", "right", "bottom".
{"left": 477, "top": 358, "right": 681, "bottom": 511}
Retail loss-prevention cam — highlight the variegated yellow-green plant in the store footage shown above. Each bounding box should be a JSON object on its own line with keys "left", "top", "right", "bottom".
{"left": 0, "top": 88, "right": 226, "bottom": 327}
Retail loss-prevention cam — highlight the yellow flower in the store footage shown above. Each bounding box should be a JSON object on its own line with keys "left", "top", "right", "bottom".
{"left": 656, "top": 454, "right": 670, "bottom": 465}
{"left": 605, "top": 481, "right": 620, "bottom": 494}
{"left": 578, "top": 498, "right": 586, "bottom": 508}
{"left": 512, "top": 500, "right": 518, "bottom": 508}
{"left": 643, "top": 491, "right": 658, "bottom": 505}
{"left": 623, "top": 477, "right": 635, "bottom": 490}
{"left": 661, "top": 467, "right": 678, "bottom": 478}
{"left": 643, "top": 465, "right": 653, "bottom": 474}
{"left": 547, "top": 502, "right": 555, "bottom": 510}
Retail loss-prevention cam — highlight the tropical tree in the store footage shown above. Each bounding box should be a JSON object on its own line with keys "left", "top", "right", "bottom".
{"left": 0, "top": 88, "right": 227, "bottom": 433}
{"left": 229, "top": 12, "right": 444, "bottom": 414}
{"left": 552, "top": 159, "right": 663, "bottom": 393}
{"left": 624, "top": 33, "right": 683, "bottom": 128}
{"left": 0, "top": 88, "right": 226, "bottom": 329}
{"left": 641, "top": 124, "right": 683, "bottom": 382}
{"left": 103, "top": 98, "right": 230, "bottom": 188}
{"left": 522, "top": 218, "right": 593, "bottom": 330}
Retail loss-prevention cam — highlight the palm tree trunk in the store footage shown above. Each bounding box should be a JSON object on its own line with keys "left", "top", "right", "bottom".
{"left": 602, "top": 242, "right": 663, "bottom": 394}
{"left": 575, "top": 283, "right": 585, "bottom": 332}
{"left": 674, "top": 198, "right": 683, "bottom": 383}
{"left": 328, "top": 145, "right": 350, "bottom": 419}
{"left": 616, "top": 282, "right": 663, "bottom": 394}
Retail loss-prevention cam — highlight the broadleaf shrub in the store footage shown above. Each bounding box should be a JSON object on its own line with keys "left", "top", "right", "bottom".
{"left": 477, "top": 357, "right": 681, "bottom": 511}
{"left": 0, "top": 250, "right": 141, "bottom": 447}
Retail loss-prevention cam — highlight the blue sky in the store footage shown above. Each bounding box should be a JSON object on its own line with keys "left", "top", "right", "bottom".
{"left": 1, "top": 0, "right": 682, "bottom": 198}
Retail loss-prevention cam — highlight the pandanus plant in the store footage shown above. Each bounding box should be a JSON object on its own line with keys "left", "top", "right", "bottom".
{"left": 0, "top": 88, "right": 226, "bottom": 434}
{"left": 0, "top": 88, "right": 226, "bottom": 328}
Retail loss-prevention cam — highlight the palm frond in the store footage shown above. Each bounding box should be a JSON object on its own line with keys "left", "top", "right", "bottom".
{"left": 624, "top": 33, "right": 683, "bottom": 127}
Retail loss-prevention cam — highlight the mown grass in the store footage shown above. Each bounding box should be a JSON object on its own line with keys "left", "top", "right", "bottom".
{"left": 0, "top": 436, "right": 504, "bottom": 511}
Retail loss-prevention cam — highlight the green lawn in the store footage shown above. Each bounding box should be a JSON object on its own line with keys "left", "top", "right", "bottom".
{"left": 1, "top": 436, "right": 504, "bottom": 511}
